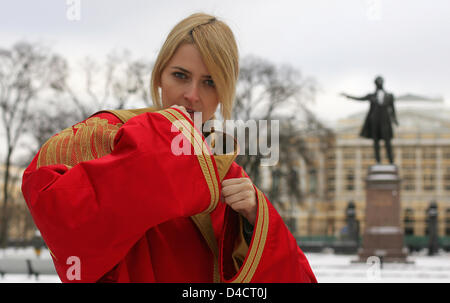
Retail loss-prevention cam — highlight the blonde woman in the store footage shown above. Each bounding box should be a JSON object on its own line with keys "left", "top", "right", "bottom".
{"left": 22, "top": 13, "right": 316, "bottom": 283}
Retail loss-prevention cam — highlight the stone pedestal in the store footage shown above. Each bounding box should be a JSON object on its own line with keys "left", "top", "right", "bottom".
{"left": 358, "top": 164, "right": 408, "bottom": 262}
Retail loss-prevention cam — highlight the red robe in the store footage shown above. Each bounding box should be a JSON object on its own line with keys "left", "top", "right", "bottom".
{"left": 21, "top": 107, "right": 316, "bottom": 283}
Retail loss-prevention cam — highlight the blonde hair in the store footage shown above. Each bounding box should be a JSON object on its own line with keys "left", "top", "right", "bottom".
{"left": 151, "top": 13, "right": 239, "bottom": 120}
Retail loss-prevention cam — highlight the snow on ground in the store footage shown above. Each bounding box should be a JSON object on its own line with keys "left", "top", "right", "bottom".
{"left": 0, "top": 247, "right": 52, "bottom": 259}
{"left": 305, "top": 251, "right": 450, "bottom": 283}
{"left": 0, "top": 247, "right": 60, "bottom": 283}
{"left": 0, "top": 274, "right": 61, "bottom": 283}
{"left": 1, "top": 247, "right": 450, "bottom": 283}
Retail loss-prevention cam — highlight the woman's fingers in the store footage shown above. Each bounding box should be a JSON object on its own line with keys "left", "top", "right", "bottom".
{"left": 221, "top": 177, "right": 257, "bottom": 225}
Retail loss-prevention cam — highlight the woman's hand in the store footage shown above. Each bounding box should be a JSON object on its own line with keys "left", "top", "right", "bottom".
{"left": 221, "top": 178, "right": 257, "bottom": 225}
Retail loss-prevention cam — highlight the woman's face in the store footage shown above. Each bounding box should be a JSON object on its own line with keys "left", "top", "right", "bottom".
{"left": 160, "top": 43, "right": 219, "bottom": 123}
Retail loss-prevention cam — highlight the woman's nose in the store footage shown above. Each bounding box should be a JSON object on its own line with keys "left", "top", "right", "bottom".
{"left": 184, "top": 82, "right": 200, "bottom": 104}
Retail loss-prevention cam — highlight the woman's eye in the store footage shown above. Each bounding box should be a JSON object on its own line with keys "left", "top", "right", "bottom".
{"left": 204, "top": 79, "right": 215, "bottom": 88}
{"left": 173, "top": 72, "right": 187, "bottom": 79}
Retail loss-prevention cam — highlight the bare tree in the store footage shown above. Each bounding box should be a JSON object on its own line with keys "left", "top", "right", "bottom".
{"left": 114, "top": 59, "right": 153, "bottom": 108}
{"left": 53, "top": 50, "right": 153, "bottom": 121}
{"left": 21, "top": 49, "right": 153, "bottom": 162}
{"left": 233, "top": 55, "right": 317, "bottom": 121}
{"left": 231, "top": 55, "right": 331, "bottom": 234}
{"left": 0, "top": 41, "right": 64, "bottom": 247}
{"left": 107, "top": 51, "right": 153, "bottom": 109}
{"left": 233, "top": 55, "right": 322, "bottom": 185}
{"left": 0, "top": 42, "right": 155, "bottom": 247}
{"left": 23, "top": 102, "right": 80, "bottom": 159}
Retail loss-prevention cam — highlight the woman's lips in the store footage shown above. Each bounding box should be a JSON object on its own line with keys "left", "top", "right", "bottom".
{"left": 186, "top": 108, "right": 195, "bottom": 120}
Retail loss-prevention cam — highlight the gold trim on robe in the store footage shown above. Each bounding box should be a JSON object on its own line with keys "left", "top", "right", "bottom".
{"left": 231, "top": 187, "right": 269, "bottom": 283}
{"left": 157, "top": 108, "right": 220, "bottom": 214}
{"left": 230, "top": 176, "right": 269, "bottom": 283}
{"left": 37, "top": 117, "right": 122, "bottom": 169}
{"left": 97, "top": 107, "right": 158, "bottom": 123}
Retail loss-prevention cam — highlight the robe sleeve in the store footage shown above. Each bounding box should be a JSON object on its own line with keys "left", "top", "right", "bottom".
{"left": 219, "top": 163, "right": 317, "bottom": 283}
{"left": 21, "top": 108, "right": 221, "bottom": 282}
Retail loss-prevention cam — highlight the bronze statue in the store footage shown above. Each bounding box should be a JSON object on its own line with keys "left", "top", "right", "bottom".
{"left": 341, "top": 76, "right": 399, "bottom": 164}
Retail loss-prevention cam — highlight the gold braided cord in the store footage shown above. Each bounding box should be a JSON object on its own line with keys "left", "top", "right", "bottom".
{"left": 164, "top": 108, "right": 219, "bottom": 212}
{"left": 37, "top": 117, "right": 122, "bottom": 169}
{"left": 231, "top": 185, "right": 269, "bottom": 283}
{"left": 157, "top": 109, "right": 219, "bottom": 214}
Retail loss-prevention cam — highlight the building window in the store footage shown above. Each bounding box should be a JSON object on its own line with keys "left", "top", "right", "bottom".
{"left": 446, "top": 209, "right": 450, "bottom": 236}
{"left": 422, "top": 149, "right": 436, "bottom": 160}
{"left": 423, "top": 174, "right": 435, "bottom": 191}
{"left": 404, "top": 184, "right": 415, "bottom": 191}
{"left": 402, "top": 152, "right": 415, "bottom": 160}
{"left": 363, "top": 151, "right": 374, "bottom": 160}
{"left": 404, "top": 208, "right": 414, "bottom": 236}
{"left": 443, "top": 148, "right": 450, "bottom": 159}
{"left": 444, "top": 167, "right": 450, "bottom": 191}
{"left": 309, "top": 169, "right": 317, "bottom": 194}
{"left": 346, "top": 171, "right": 354, "bottom": 181}
{"left": 402, "top": 174, "right": 415, "bottom": 191}
{"left": 345, "top": 170, "right": 354, "bottom": 192}
{"left": 404, "top": 174, "right": 414, "bottom": 181}
{"left": 344, "top": 152, "right": 355, "bottom": 160}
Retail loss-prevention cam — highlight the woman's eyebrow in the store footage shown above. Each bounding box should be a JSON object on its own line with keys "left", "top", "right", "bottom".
{"left": 171, "top": 66, "right": 212, "bottom": 78}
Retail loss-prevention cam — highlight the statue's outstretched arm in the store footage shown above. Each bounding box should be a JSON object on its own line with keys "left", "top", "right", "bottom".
{"left": 340, "top": 93, "right": 370, "bottom": 101}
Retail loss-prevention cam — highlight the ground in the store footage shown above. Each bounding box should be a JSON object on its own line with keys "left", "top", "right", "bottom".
{"left": 306, "top": 250, "right": 450, "bottom": 283}
{"left": 1, "top": 247, "right": 449, "bottom": 283}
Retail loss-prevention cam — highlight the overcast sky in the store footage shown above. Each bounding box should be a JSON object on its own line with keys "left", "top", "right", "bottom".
{"left": 1, "top": 0, "right": 449, "bottom": 125}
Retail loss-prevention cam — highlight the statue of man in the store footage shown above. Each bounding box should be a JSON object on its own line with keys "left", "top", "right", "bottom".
{"left": 341, "top": 76, "right": 399, "bottom": 164}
